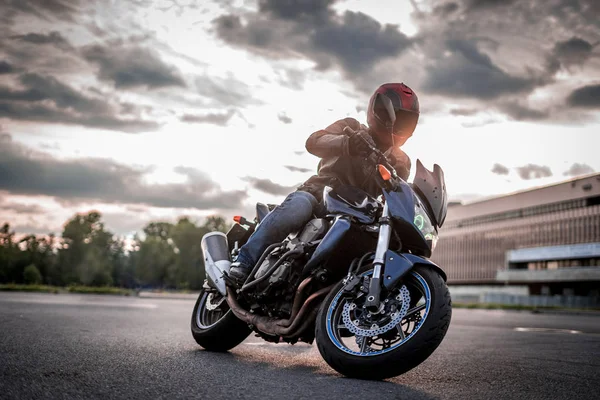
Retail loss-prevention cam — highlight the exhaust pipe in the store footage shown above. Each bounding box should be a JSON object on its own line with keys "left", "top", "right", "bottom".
{"left": 201, "top": 232, "right": 231, "bottom": 296}
{"left": 226, "top": 284, "right": 333, "bottom": 338}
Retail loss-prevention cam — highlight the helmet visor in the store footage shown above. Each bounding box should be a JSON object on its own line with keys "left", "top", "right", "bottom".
{"left": 393, "top": 109, "right": 419, "bottom": 138}
{"left": 373, "top": 94, "right": 419, "bottom": 137}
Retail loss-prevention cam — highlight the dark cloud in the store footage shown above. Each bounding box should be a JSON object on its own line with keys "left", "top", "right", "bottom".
{"left": 284, "top": 165, "right": 312, "bottom": 173}
{"left": 449, "top": 108, "right": 478, "bottom": 116}
{"left": 466, "top": 0, "right": 516, "bottom": 11}
{"left": 3, "top": 0, "right": 79, "bottom": 23}
{"left": 566, "top": 84, "right": 600, "bottom": 108}
{"left": 0, "top": 134, "right": 247, "bottom": 210}
{"left": 273, "top": 67, "right": 307, "bottom": 91}
{"left": 242, "top": 176, "right": 298, "bottom": 196}
{"left": 180, "top": 109, "right": 236, "bottom": 126}
{"left": 516, "top": 164, "right": 553, "bottom": 180}
{"left": 1, "top": 73, "right": 108, "bottom": 113}
{"left": 259, "top": 0, "right": 335, "bottom": 20}
{"left": 549, "top": 37, "right": 595, "bottom": 71}
{"left": 1, "top": 27, "right": 86, "bottom": 75}
{"left": 0, "top": 202, "right": 45, "bottom": 215}
{"left": 433, "top": 2, "right": 460, "bottom": 15}
{"left": 278, "top": 113, "right": 292, "bottom": 124}
{"left": 564, "top": 163, "right": 595, "bottom": 177}
{"left": 10, "top": 31, "right": 71, "bottom": 49}
{"left": 194, "top": 75, "right": 263, "bottom": 108}
{"left": 491, "top": 163, "right": 509, "bottom": 175}
{"left": 212, "top": 1, "right": 411, "bottom": 78}
{"left": 410, "top": 0, "right": 599, "bottom": 123}
{"left": 0, "top": 72, "right": 159, "bottom": 133}
{"left": 0, "top": 61, "right": 16, "bottom": 74}
{"left": 82, "top": 44, "right": 186, "bottom": 89}
{"left": 497, "top": 102, "right": 550, "bottom": 121}
{"left": 423, "top": 39, "right": 544, "bottom": 100}
{"left": 312, "top": 11, "right": 411, "bottom": 74}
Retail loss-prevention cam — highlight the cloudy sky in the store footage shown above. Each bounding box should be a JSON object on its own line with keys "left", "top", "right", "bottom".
{"left": 1, "top": 0, "right": 599, "bottom": 237}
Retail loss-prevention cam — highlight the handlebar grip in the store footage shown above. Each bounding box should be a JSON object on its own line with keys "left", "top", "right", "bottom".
{"left": 343, "top": 126, "right": 357, "bottom": 136}
{"left": 343, "top": 125, "right": 398, "bottom": 179}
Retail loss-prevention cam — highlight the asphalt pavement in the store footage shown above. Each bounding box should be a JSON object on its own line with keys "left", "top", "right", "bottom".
{"left": 1, "top": 292, "right": 599, "bottom": 400}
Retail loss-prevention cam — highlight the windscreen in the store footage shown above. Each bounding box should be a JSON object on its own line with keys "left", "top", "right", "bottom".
{"left": 411, "top": 159, "right": 448, "bottom": 228}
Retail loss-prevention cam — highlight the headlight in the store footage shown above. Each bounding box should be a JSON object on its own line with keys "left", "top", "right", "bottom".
{"left": 424, "top": 232, "right": 438, "bottom": 252}
{"left": 414, "top": 196, "right": 438, "bottom": 251}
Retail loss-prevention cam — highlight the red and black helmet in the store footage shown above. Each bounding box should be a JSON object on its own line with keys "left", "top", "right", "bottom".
{"left": 367, "top": 83, "right": 420, "bottom": 144}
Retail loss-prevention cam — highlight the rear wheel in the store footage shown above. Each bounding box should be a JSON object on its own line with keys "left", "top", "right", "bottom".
{"left": 315, "top": 266, "right": 451, "bottom": 380}
{"left": 190, "top": 288, "right": 251, "bottom": 352}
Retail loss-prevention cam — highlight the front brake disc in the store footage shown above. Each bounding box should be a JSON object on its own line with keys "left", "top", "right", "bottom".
{"left": 342, "top": 285, "right": 410, "bottom": 337}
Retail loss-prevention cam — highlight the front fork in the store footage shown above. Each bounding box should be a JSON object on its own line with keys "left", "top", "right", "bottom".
{"left": 364, "top": 201, "right": 392, "bottom": 312}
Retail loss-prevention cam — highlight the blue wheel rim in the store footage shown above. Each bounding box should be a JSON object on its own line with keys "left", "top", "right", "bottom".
{"left": 325, "top": 270, "right": 431, "bottom": 357}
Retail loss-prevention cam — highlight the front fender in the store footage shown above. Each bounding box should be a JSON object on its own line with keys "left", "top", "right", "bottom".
{"left": 383, "top": 251, "right": 447, "bottom": 290}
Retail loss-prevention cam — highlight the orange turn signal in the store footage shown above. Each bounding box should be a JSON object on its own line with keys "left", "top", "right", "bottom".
{"left": 378, "top": 164, "right": 392, "bottom": 181}
{"left": 233, "top": 216, "right": 242, "bottom": 223}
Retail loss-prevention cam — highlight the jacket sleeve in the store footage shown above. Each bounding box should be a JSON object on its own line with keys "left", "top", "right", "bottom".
{"left": 305, "top": 118, "right": 361, "bottom": 158}
{"left": 393, "top": 149, "right": 411, "bottom": 181}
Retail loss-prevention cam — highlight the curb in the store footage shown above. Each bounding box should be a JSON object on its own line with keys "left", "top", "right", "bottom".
{"left": 529, "top": 309, "right": 600, "bottom": 317}
{"left": 137, "top": 292, "right": 199, "bottom": 300}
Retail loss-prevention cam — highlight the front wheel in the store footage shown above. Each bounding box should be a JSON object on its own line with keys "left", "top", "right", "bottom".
{"left": 191, "top": 288, "right": 252, "bottom": 352}
{"left": 315, "top": 266, "right": 451, "bottom": 380}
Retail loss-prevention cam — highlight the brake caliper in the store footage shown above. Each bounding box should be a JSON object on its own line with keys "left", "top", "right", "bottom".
{"left": 342, "top": 285, "right": 411, "bottom": 337}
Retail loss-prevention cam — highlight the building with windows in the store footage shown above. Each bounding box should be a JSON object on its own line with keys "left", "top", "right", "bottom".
{"left": 431, "top": 173, "right": 600, "bottom": 304}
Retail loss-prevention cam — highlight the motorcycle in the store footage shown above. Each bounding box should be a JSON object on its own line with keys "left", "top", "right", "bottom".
{"left": 191, "top": 123, "right": 451, "bottom": 380}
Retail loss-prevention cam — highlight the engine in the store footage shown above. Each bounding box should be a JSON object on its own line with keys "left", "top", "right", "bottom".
{"left": 248, "top": 242, "right": 305, "bottom": 318}
{"left": 244, "top": 218, "right": 329, "bottom": 319}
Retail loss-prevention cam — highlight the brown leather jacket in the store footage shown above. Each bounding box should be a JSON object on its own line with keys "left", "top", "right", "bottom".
{"left": 297, "top": 117, "right": 411, "bottom": 202}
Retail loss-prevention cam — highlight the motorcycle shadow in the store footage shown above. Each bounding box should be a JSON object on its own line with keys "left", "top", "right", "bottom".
{"left": 189, "top": 344, "right": 439, "bottom": 399}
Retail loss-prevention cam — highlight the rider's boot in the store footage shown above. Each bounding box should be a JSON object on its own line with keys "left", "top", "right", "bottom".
{"left": 227, "top": 261, "right": 251, "bottom": 286}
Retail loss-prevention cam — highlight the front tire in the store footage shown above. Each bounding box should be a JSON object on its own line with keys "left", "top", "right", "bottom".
{"left": 191, "top": 288, "right": 252, "bottom": 352}
{"left": 315, "top": 266, "right": 451, "bottom": 380}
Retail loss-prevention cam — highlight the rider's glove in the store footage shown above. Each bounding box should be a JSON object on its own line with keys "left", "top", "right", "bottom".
{"left": 348, "top": 130, "right": 376, "bottom": 157}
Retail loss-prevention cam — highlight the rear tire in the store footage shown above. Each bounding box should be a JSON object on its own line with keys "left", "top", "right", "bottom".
{"left": 315, "top": 266, "right": 451, "bottom": 380}
{"left": 191, "top": 289, "right": 252, "bottom": 352}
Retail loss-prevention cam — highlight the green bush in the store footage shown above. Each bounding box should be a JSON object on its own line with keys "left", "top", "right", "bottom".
{"left": 0, "top": 284, "right": 59, "bottom": 293}
{"left": 66, "top": 285, "right": 133, "bottom": 296}
{"left": 23, "top": 264, "right": 42, "bottom": 285}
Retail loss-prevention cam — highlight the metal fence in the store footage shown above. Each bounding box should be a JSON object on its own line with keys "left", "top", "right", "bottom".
{"left": 480, "top": 293, "right": 600, "bottom": 308}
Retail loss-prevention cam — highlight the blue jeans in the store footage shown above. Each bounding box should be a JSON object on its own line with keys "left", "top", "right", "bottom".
{"left": 235, "top": 191, "right": 318, "bottom": 267}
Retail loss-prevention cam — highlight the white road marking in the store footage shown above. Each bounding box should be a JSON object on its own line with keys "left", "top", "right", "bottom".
{"left": 514, "top": 327, "right": 582, "bottom": 334}
{"left": 0, "top": 297, "right": 158, "bottom": 309}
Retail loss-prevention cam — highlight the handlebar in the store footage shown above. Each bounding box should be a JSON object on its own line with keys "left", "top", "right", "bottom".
{"left": 343, "top": 126, "right": 399, "bottom": 181}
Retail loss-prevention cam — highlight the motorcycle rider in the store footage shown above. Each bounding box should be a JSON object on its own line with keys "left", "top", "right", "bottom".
{"left": 227, "top": 82, "right": 420, "bottom": 285}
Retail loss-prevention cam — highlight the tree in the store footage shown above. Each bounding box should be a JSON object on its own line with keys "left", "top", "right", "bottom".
{"left": 203, "top": 215, "right": 231, "bottom": 233}
{"left": 0, "top": 223, "right": 19, "bottom": 283}
{"left": 23, "top": 264, "right": 42, "bottom": 285}
{"left": 78, "top": 247, "right": 113, "bottom": 286}
{"left": 60, "top": 211, "right": 115, "bottom": 286}
{"left": 171, "top": 217, "right": 209, "bottom": 290}
{"left": 135, "top": 222, "right": 176, "bottom": 288}
{"left": 1, "top": 213, "right": 232, "bottom": 289}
